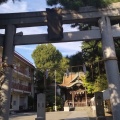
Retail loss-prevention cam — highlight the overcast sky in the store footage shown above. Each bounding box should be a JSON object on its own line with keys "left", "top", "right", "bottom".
{"left": 0, "top": 0, "right": 82, "bottom": 65}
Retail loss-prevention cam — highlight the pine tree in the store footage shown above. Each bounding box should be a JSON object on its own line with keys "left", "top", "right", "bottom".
{"left": 46, "top": 0, "right": 120, "bottom": 10}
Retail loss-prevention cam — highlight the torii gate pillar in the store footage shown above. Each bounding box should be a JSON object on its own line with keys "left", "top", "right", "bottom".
{"left": 99, "top": 17, "right": 120, "bottom": 120}
{"left": 1, "top": 24, "right": 16, "bottom": 120}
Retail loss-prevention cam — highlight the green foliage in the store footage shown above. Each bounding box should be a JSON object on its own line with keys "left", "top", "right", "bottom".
{"left": 34, "top": 70, "right": 45, "bottom": 93}
{"left": 115, "top": 40, "right": 120, "bottom": 70}
{"left": 81, "top": 75, "right": 94, "bottom": 93}
{"left": 32, "top": 44, "right": 69, "bottom": 110}
{"left": 79, "top": 40, "right": 108, "bottom": 92}
{"left": 80, "top": 39, "right": 120, "bottom": 93}
{"left": 0, "top": 0, "right": 20, "bottom": 5}
{"left": 28, "top": 95, "right": 34, "bottom": 110}
{"left": 82, "top": 41, "right": 105, "bottom": 82}
{"left": 0, "top": 0, "right": 7, "bottom": 4}
{"left": 32, "top": 44, "right": 62, "bottom": 70}
{"left": 46, "top": 87, "right": 63, "bottom": 111}
{"left": 94, "top": 75, "right": 108, "bottom": 92}
{"left": 32, "top": 44, "right": 69, "bottom": 83}
{"left": 68, "top": 52, "right": 83, "bottom": 72}
{"left": 57, "top": 57, "right": 70, "bottom": 83}
{"left": 46, "top": 0, "right": 120, "bottom": 10}
{"left": 46, "top": 88, "right": 55, "bottom": 107}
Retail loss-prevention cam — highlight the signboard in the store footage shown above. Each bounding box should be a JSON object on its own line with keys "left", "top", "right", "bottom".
{"left": 36, "top": 93, "right": 45, "bottom": 119}
{"left": 94, "top": 92, "right": 105, "bottom": 117}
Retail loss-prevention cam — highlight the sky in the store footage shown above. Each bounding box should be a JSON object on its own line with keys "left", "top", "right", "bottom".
{"left": 0, "top": 0, "right": 82, "bottom": 65}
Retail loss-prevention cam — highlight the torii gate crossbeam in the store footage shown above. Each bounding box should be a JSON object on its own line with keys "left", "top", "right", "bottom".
{"left": 0, "top": 28, "right": 120, "bottom": 46}
{"left": 1, "top": 2, "right": 120, "bottom": 120}
{"left": 0, "top": 3, "right": 120, "bottom": 28}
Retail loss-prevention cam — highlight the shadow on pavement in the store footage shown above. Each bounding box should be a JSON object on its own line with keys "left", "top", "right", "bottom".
{"left": 10, "top": 112, "right": 36, "bottom": 118}
{"left": 89, "top": 116, "right": 113, "bottom": 120}
{"left": 106, "top": 116, "right": 113, "bottom": 120}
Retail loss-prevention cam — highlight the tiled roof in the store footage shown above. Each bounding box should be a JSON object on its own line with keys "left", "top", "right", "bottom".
{"left": 63, "top": 73, "right": 77, "bottom": 84}
{"left": 59, "top": 72, "right": 85, "bottom": 88}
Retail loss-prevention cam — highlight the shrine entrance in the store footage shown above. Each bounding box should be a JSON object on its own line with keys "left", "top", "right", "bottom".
{"left": 1, "top": 2, "right": 120, "bottom": 120}
{"left": 70, "top": 89, "right": 87, "bottom": 107}
{"left": 69, "top": 89, "right": 86, "bottom": 107}
{"left": 59, "top": 72, "right": 92, "bottom": 108}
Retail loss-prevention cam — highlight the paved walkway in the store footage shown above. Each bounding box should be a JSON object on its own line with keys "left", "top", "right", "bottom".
{"left": 65, "top": 111, "right": 89, "bottom": 120}
{"left": 9, "top": 107, "right": 113, "bottom": 120}
{"left": 9, "top": 110, "right": 90, "bottom": 120}
{"left": 9, "top": 111, "right": 89, "bottom": 120}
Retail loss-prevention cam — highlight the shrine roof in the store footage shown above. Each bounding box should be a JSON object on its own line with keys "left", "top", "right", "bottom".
{"left": 59, "top": 72, "right": 85, "bottom": 88}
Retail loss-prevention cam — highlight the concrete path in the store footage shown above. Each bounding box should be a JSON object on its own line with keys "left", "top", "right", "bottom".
{"left": 65, "top": 111, "right": 89, "bottom": 120}
{"left": 9, "top": 111, "right": 89, "bottom": 120}
{"left": 9, "top": 112, "right": 37, "bottom": 120}
{"left": 9, "top": 106, "right": 113, "bottom": 120}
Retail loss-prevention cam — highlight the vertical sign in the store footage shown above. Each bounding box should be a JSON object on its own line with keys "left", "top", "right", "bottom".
{"left": 94, "top": 92, "right": 106, "bottom": 120}
{"left": 36, "top": 93, "right": 45, "bottom": 120}
{"left": 46, "top": 8, "right": 63, "bottom": 41}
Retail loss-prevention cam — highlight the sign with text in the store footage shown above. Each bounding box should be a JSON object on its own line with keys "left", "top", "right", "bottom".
{"left": 95, "top": 92, "right": 105, "bottom": 117}
{"left": 37, "top": 93, "right": 45, "bottom": 119}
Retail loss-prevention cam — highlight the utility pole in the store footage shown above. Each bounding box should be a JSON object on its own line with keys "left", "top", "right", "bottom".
{"left": 54, "top": 70, "right": 57, "bottom": 111}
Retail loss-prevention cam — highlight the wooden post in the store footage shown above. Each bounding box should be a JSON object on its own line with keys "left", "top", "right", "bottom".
{"left": 1, "top": 24, "right": 16, "bottom": 120}
{"left": 99, "top": 17, "right": 120, "bottom": 120}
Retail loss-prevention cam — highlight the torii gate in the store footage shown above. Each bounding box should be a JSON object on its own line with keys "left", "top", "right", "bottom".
{"left": 1, "top": 2, "right": 120, "bottom": 120}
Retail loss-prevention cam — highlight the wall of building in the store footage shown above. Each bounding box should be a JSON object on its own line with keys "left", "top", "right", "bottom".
{"left": 0, "top": 47, "right": 35, "bottom": 111}
{"left": 11, "top": 93, "right": 20, "bottom": 111}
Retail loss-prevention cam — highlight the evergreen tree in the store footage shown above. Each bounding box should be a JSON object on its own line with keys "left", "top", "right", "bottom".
{"left": 0, "top": 0, "right": 20, "bottom": 5}
{"left": 32, "top": 44, "right": 69, "bottom": 110}
{"left": 68, "top": 52, "right": 83, "bottom": 72}
{"left": 46, "top": 0, "right": 120, "bottom": 10}
{"left": 32, "top": 44, "right": 69, "bottom": 84}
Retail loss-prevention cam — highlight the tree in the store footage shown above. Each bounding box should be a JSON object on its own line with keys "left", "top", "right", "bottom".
{"left": 68, "top": 52, "right": 83, "bottom": 72}
{"left": 0, "top": 0, "right": 20, "bottom": 5}
{"left": 32, "top": 44, "right": 69, "bottom": 110}
{"left": 81, "top": 41, "right": 105, "bottom": 82}
{"left": 94, "top": 74, "right": 108, "bottom": 92}
{"left": 32, "top": 43, "right": 69, "bottom": 84}
{"left": 34, "top": 70, "right": 45, "bottom": 93}
{"left": 81, "top": 40, "right": 108, "bottom": 92}
{"left": 46, "top": 0, "right": 120, "bottom": 93}
{"left": 80, "top": 73, "right": 94, "bottom": 93}
{"left": 46, "top": 0, "right": 120, "bottom": 10}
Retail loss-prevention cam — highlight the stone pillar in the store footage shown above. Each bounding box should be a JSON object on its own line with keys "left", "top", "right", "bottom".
{"left": 99, "top": 17, "right": 120, "bottom": 120}
{"left": 35, "top": 93, "right": 45, "bottom": 120}
{"left": 94, "top": 92, "right": 106, "bottom": 120}
{"left": 1, "top": 24, "right": 16, "bottom": 120}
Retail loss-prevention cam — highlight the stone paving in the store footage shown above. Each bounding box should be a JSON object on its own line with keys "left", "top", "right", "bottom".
{"left": 9, "top": 107, "right": 113, "bottom": 120}
{"left": 64, "top": 111, "right": 89, "bottom": 120}
{"left": 9, "top": 111, "right": 89, "bottom": 120}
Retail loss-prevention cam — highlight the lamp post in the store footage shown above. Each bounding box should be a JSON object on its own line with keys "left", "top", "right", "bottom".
{"left": 54, "top": 70, "right": 57, "bottom": 111}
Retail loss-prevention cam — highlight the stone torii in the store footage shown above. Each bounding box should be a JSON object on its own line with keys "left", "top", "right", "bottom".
{"left": 0, "top": 2, "right": 120, "bottom": 120}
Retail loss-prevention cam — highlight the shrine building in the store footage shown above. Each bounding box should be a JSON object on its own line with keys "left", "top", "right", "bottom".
{"left": 59, "top": 72, "right": 93, "bottom": 108}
